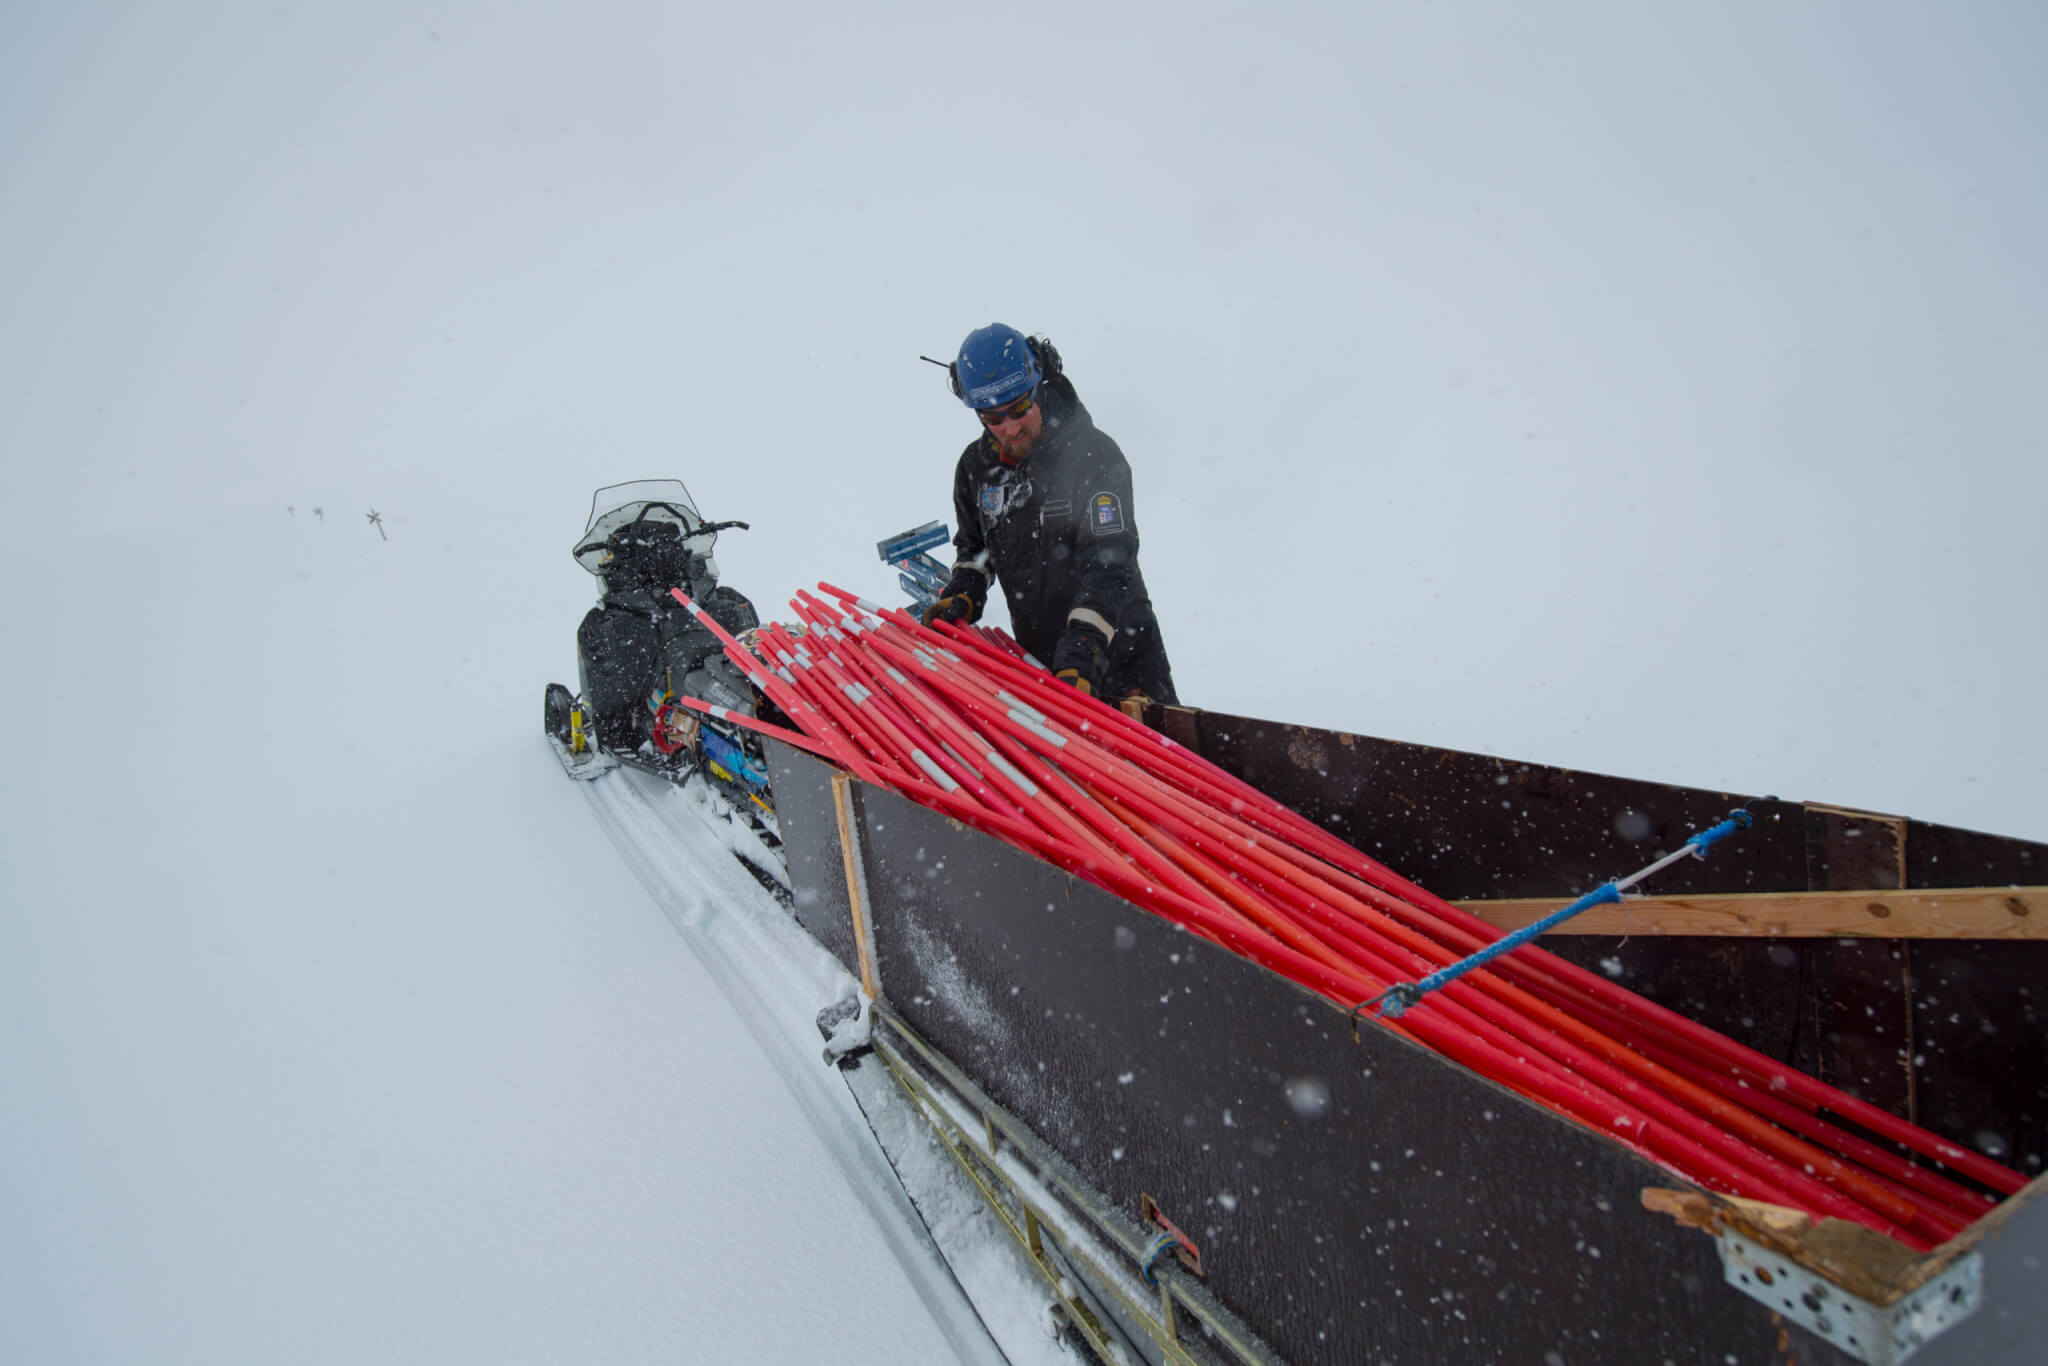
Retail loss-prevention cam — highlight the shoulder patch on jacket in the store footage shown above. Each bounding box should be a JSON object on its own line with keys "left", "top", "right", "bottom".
{"left": 1089, "top": 491, "right": 1126, "bottom": 536}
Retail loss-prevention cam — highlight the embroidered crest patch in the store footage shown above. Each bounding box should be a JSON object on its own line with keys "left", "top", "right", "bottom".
{"left": 978, "top": 476, "right": 1034, "bottom": 523}
{"left": 1089, "top": 492, "right": 1126, "bottom": 536}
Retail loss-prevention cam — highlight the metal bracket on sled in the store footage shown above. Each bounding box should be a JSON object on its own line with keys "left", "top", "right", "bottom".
{"left": 1644, "top": 1188, "right": 1984, "bottom": 1365}
{"left": 1717, "top": 1231, "right": 1981, "bottom": 1366}
{"left": 877, "top": 520, "right": 951, "bottom": 615}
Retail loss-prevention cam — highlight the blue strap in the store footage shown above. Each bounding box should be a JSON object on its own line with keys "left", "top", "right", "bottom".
{"left": 1355, "top": 808, "right": 1751, "bottom": 1022}
{"left": 1140, "top": 1231, "right": 1184, "bottom": 1285}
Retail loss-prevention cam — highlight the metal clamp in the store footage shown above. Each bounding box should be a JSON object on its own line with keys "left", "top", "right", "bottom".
{"left": 1717, "top": 1230, "right": 1982, "bottom": 1365}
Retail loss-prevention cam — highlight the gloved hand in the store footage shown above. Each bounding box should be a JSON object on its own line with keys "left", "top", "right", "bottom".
{"left": 921, "top": 593, "right": 977, "bottom": 628}
{"left": 1050, "top": 620, "right": 1110, "bottom": 697}
{"left": 920, "top": 571, "right": 985, "bottom": 628}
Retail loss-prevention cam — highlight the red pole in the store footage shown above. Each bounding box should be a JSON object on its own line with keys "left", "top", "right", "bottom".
{"left": 668, "top": 591, "right": 885, "bottom": 787}
{"left": 794, "top": 583, "right": 2022, "bottom": 1219}
{"left": 834, "top": 618, "right": 1944, "bottom": 1233}
{"left": 787, "top": 594, "right": 1035, "bottom": 818}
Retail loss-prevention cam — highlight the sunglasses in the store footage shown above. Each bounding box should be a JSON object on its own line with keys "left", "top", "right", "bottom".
{"left": 977, "top": 393, "right": 1036, "bottom": 427}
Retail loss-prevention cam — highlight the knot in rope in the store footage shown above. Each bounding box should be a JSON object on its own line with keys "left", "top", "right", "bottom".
{"left": 1351, "top": 982, "right": 1424, "bottom": 1028}
{"left": 1687, "top": 807, "right": 1753, "bottom": 858}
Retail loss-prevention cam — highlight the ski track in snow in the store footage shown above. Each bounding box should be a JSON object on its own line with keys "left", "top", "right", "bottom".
{"left": 579, "top": 764, "right": 1078, "bottom": 1366}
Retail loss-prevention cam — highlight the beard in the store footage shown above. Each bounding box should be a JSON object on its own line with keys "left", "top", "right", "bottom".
{"left": 992, "top": 415, "right": 1043, "bottom": 464}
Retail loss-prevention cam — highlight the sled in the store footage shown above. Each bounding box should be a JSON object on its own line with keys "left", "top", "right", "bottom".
{"left": 761, "top": 701, "right": 2047, "bottom": 1366}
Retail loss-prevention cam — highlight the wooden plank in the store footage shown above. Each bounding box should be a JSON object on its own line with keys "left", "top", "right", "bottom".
{"left": 830, "top": 773, "right": 881, "bottom": 998}
{"left": 1455, "top": 886, "right": 2048, "bottom": 938}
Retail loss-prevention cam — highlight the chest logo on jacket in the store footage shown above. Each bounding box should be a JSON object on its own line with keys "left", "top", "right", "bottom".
{"left": 978, "top": 476, "right": 1034, "bottom": 524}
{"left": 1090, "top": 492, "right": 1126, "bottom": 536}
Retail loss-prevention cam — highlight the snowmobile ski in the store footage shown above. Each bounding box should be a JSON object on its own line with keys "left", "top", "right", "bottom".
{"left": 543, "top": 682, "right": 618, "bottom": 780}
{"left": 544, "top": 677, "right": 790, "bottom": 907}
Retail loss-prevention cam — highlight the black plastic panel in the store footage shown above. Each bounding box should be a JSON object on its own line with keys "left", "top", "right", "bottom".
{"left": 764, "top": 739, "right": 858, "bottom": 976}
{"left": 1183, "top": 710, "right": 1806, "bottom": 900}
{"left": 846, "top": 776, "right": 1864, "bottom": 1366}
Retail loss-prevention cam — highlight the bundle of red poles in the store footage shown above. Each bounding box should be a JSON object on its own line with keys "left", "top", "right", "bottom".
{"left": 671, "top": 583, "right": 2023, "bottom": 1250}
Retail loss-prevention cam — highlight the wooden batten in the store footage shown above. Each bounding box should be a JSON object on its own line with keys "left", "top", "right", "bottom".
{"left": 830, "top": 773, "right": 882, "bottom": 998}
{"left": 1457, "top": 885, "right": 2048, "bottom": 939}
{"left": 1640, "top": 1188, "right": 1930, "bottom": 1306}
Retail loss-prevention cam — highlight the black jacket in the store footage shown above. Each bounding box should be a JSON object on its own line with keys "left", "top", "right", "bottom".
{"left": 947, "top": 377, "right": 1175, "bottom": 702}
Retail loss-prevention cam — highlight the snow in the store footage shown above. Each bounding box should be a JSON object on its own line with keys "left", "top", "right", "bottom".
{"left": 3, "top": 3, "right": 2045, "bottom": 1362}
{"left": 0, "top": 502, "right": 1002, "bottom": 1363}
{"left": 581, "top": 766, "right": 1042, "bottom": 1366}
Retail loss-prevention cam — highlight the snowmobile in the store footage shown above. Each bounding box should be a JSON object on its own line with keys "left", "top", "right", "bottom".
{"left": 542, "top": 480, "right": 786, "bottom": 897}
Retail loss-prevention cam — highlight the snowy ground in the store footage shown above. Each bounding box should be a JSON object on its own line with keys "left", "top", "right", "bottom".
{"left": 0, "top": 505, "right": 1033, "bottom": 1363}
{"left": 4, "top": 4, "right": 2044, "bottom": 1362}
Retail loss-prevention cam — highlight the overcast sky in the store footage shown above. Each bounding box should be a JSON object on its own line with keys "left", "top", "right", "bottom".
{"left": 7, "top": 2, "right": 2041, "bottom": 840}
{"left": 2, "top": 4, "right": 2044, "bottom": 1361}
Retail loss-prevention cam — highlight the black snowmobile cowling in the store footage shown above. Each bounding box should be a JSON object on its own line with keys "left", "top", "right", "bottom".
{"left": 566, "top": 480, "right": 760, "bottom": 743}
{"left": 570, "top": 478, "right": 747, "bottom": 610}
{"left": 760, "top": 700, "right": 2048, "bottom": 1366}
{"left": 552, "top": 480, "right": 770, "bottom": 828}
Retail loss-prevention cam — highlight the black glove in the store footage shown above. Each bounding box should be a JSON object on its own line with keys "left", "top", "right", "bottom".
{"left": 1050, "top": 619, "right": 1111, "bottom": 697}
{"left": 920, "top": 571, "right": 985, "bottom": 628}
{"left": 922, "top": 594, "right": 977, "bottom": 627}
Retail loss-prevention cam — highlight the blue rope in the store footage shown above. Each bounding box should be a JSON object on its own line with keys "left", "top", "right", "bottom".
{"left": 1140, "top": 1230, "right": 1184, "bottom": 1285}
{"left": 1684, "top": 810, "right": 1753, "bottom": 860}
{"left": 1354, "top": 808, "right": 1752, "bottom": 1023}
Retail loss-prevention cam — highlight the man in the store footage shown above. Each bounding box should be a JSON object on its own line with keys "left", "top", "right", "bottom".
{"left": 923, "top": 323, "right": 1177, "bottom": 705}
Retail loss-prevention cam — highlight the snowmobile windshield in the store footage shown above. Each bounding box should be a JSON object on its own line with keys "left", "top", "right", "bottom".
{"left": 572, "top": 480, "right": 721, "bottom": 577}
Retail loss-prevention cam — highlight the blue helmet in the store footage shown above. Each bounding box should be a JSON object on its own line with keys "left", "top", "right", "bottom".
{"left": 953, "top": 323, "right": 1040, "bottom": 411}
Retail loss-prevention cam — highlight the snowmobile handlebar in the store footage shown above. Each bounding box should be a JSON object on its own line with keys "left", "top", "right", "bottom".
{"left": 573, "top": 517, "right": 751, "bottom": 560}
